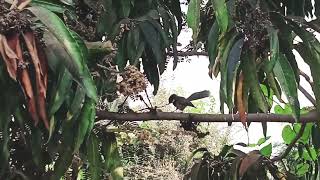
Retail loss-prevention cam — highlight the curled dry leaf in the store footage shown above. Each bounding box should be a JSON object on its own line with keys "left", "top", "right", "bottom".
{"left": 0, "top": 34, "right": 18, "bottom": 80}
{"left": 23, "top": 31, "right": 49, "bottom": 129}
{"left": 236, "top": 71, "right": 247, "bottom": 129}
{"left": 6, "top": 33, "right": 40, "bottom": 125}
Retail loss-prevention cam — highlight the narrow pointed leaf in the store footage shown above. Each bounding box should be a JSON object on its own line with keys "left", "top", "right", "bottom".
{"left": 212, "top": 0, "right": 229, "bottom": 33}
{"left": 273, "top": 54, "right": 300, "bottom": 122}
{"left": 187, "top": 0, "right": 201, "bottom": 42}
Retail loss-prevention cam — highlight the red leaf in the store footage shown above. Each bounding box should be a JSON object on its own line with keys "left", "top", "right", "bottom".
{"left": 7, "top": 34, "right": 40, "bottom": 125}
{"left": 0, "top": 34, "right": 18, "bottom": 80}
{"left": 236, "top": 71, "right": 247, "bottom": 129}
{"left": 23, "top": 31, "right": 49, "bottom": 129}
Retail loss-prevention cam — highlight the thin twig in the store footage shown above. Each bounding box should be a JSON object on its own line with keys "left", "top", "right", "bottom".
{"left": 144, "top": 90, "right": 153, "bottom": 108}
{"left": 167, "top": 51, "right": 209, "bottom": 57}
{"left": 299, "top": 69, "right": 314, "bottom": 87}
{"left": 298, "top": 85, "right": 316, "bottom": 106}
{"left": 271, "top": 123, "right": 306, "bottom": 162}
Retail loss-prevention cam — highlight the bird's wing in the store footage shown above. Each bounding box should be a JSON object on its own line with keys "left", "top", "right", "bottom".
{"left": 187, "top": 90, "right": 210, "bottom": 101}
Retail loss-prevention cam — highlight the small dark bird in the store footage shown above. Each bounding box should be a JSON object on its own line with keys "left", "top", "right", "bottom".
{"left": 168, "top": 90, "right": 211, "bottom": 111}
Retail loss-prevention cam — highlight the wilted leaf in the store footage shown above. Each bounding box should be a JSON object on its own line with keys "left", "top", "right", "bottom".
{"left": 23, "top": 31, "right": 49, "bottom": 129}
{"left": 236, "top": 71, "right": 247, "bottom": 128}
{"left": 6, "top": 34, "right": 40, "bottom": 126}
{"left": 0, "top": 34, "right": 18, "bottom": 80}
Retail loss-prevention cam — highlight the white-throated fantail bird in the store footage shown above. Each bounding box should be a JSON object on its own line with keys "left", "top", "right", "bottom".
{"left": 168, "top": 90, "right": 211, "bottom": 111}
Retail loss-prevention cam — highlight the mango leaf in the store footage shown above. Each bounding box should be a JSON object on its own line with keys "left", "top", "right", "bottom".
{"left": 282, "top": 125, "right": 296, "bottom": 144}
{"left": 167, "top": 10, "right": 179, "bottom": 70}
{"left": 28, "top": 6, "right": 97, "bottom": 101}
{"left": 139, "top": 21, "right": 163, "bottom": 65}
{"left": 212, "top": 0, "right": 229, "bottom": 33}
{"left": 48, "top": 68, "right": 73, "bottom": 116}
{"left": 226, "top": 38, "right": 244, "bottom": 109}
{"left": 264, "top": 27, "right": 279, "bottom": 73}
{"left": 31, "top": 0, "right": 72, "bottom": 13}
{"left": 273, "top": 54, "right": 300, "bottom": 122}
{"left": 96, "top": 0, "right": 117, "bottom": 36}
{"left": 115, "top": 36, "right": 127, "bottom": 71}
{"left": 102, "top": 132, "right": 123, "bottom": 180}
{"left": 239, "top": 151, "right": 262, "bottom": 178}
{"left": 236, "top": 72, "right": 247, "bottom": 128}
{"left": 23, "top": 31, "right": 50, "bottom": 129}
{"left": 208, "top": 22, "right": 220, "bottom": 73}
{"left": 312, "top": 124, "right": 320, "bottom": 150}
{"left": 187, "top": 0, "right": 201, "bottom": 42}
{"left": 87, "top": 133, "right": 102, "bottom": 180}
{"left": 119, "top": 0, "right": 131, "bottom": 18}
{"left": 74, "top": 98, "right": 96, "bottom": 152}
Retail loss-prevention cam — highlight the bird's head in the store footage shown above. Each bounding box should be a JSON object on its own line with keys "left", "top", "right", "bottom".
{"left": 168, "top": 94, "right": 178, "bottom": 103}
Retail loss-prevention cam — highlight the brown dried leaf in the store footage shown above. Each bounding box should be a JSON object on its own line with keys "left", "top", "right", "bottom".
{"left": 236, "top": 71, "right": 247, "bottom": 129}
{"left": 0, "top": 34, "right": 18, "bottom": 80}
{"left": 23, "top": 31, "right": 49, "bottom": 129}
{"left": 10, "top": 34, "right": 40, "bottom": 125}
{"left": 239, "top": 151, "right": 262, "bottom": 177}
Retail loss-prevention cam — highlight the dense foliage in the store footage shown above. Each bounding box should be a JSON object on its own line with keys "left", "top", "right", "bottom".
{"left": 1, "top": 0, "right": 320, "bottom": 179}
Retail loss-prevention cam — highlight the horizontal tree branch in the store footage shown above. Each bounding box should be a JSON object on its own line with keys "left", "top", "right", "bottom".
{"left": 96, "top": 111, "right": 320, "bottom": 123}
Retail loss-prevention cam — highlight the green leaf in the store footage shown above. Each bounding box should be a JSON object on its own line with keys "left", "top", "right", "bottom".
{"left": 31, "top": 0, "right": 72, "bottom": 13}
{"left": 139, "top": 21, "right": 163, "bottom": 65}
{"left": 260, "top": 143, "right": 272, "bottom": 157}
{"left": 274, "top": 104, "right": 292, "bottom": 114}
{"left": 102, "top": 133, "right": 123, "bottom": 180}
{"left": 48, "top": 68, "right": 73, "bottom": 116}
{"left": 74, "top": 98, "right": 96, "bottom": 152}
{"left": 28, "top": 6, "right": 97, "bottom": 101}
{"left": 312, "top": 124, "right": 320, "bottom": 150}
{"left": 66, "top": 86, "right": 85, "bottom": 121}
{"left": 242, "top": 51, "right": 269, "bottom": 113}
{"left": 50, "top": 149, "right": 73, "bottom": 180}
{"left": 187, "top": 0, "right": 201, "bottom": 42}
{"left": 226, "top": 38, "right": 244, "bottom": 109}
{"left": 282, "top": 125, "right": 296, "bottom": 144}
{"left": 273, "top": 54, "right": 300, "bottom": 122}
{"left": 96, "top": 0, "right": 117, "bottom": 36}
{"left": 257, "top": 136, "right": 271, "bottom": 145}
{"left": 293, "top": 123, "right": 313, "bottom": 144}
{"left": 264, "top": 27, "right": 279, "bottom": 73}
{"left": 120, "top": 0, "right": 131, "bottom": 18}
{"left": 115, "top": 36, "right": 127, "bottom": 71}
{"left": 208, "top": 22, "right": 220, "bottom": 69}
{"left": 87, "top": 134, "right": 102, "bottom": 180}
{"left": 212, "top": 0, "right": 229, "bottom": 33}
{"left": 296, "top": 163, "right": 310, "bottom": 176}
{"left": 167, "top": 10, "right": 179, "bottom": 70}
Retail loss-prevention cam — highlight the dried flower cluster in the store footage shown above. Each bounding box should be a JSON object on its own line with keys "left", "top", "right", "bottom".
{"left": 0, "top": 5, "right": 31, "bottom": 34}
{"left": 234, "top": 0, "right": 271, "bottom": 50}
{"left": 117, "top": 65, "right": 147, "bottom": 96}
